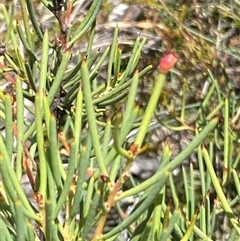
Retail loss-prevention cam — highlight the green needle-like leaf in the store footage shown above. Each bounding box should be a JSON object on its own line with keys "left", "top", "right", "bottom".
{"left": 16, "top": 77, "right": 24, "bottom": 181}
{"left": 35, "top": 93, "right": 47, "bottom": 202}
{"left": 67, "top": 0, "right": 103, "bottom": 47}
{"left": 52, "top": 142, "right": 77, "bottom": 220}
{"left": 81, "top": 59, "right": 108, "bottom": 177}
{"left": 202, "top": 147, "right": 240, "bottom": 235}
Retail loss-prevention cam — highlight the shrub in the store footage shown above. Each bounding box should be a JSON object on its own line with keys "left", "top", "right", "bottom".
{"left": 0, "top": 1, "right": 239, "bottom": 240}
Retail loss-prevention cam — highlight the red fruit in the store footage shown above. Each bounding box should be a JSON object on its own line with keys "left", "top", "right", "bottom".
{"left": 159, "top": 53, "right": 178, "bottom": 74}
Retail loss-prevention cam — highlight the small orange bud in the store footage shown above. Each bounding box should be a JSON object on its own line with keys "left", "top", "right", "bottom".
{"left": 159, "top": 53, "right": 178, "bottom": 74}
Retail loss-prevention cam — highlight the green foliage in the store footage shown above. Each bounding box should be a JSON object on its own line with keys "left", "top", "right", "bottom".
{"left": 0, "top": 1, "right": 239, "bottom": 241}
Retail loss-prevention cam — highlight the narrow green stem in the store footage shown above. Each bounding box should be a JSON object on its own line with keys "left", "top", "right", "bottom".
{"left": 113, "top": 110, "right": 132, "bottom": 159}
{"left": 16, "top": 76, "right": 24, "bottom": 181}
{"left": 15, "top": 199, "right": 26, "bottom": 241}
{"left": 117, "top": 116, "right": 219, "bottom": 200}
{"left": 47, "top": 50, "right": 71, "bottom": 105}
{"left": 35, "top": 93, "right": 47, "bottom": 202}
{"left": 104, "top": 171, "right": 170, "bottom": 239}
{"left": 152, "top": 193, "right": 164, "bottom": 239}
{"left": 81, "top": 60, "right": 108, "bottom": 177}
{"left": 118, "top": 37, "right": 141, "bottom": 85}
{"left": 206, "top": 101, "right": 224, "bottom": 120}
{"left": 134, "top": 72, "right": 166, "bottom": 149}
{"left": 159, "top": 209, "right": 181, "bottom": 240}
{"left": 4, "top": 3, "right": 14, "bottom": 44}
{"left": 223, "top": 98, "right": 230, "bottom": 185}
{"left": 25, "top": 0, "right": 43, "bottom": 41}
{"left": 52, "top": 142, "right": 77, "bottom": 219}
{"left": 202, "top": 147, "right": 240, "bottom": 235}
{"left": 45, "top": 199, "right": 53, "bottom": 241}
{"left": 181, "top": 210, "right": 198, "bottom": 241}
{"left": 67, "top": 0, "right": 103, "bottom": 47}
{"left": 49, "top": 114, "right": 63, "bottom": 190}
{"left": 39, "top": 30, "right": 49, "bottom": 102}
{"left": 4, "top": 94, "right": 13, "bottom": 158}
{"left": 19, "top": 0, "right": 33, "bottom": 48}
{"left": 74, "top": 87, "right": 83, "bottom": 153}
{"left": 70, "top": 136, "right": 92, "bottom": 218}
{"left": 107, "top": 27, "right": 119, "bottom": 87}
{"left": 122, "top": 71, "right": 139, "bottom": 129}
{"left": 0, "top": 135, "right": 39, "bottom": 220}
